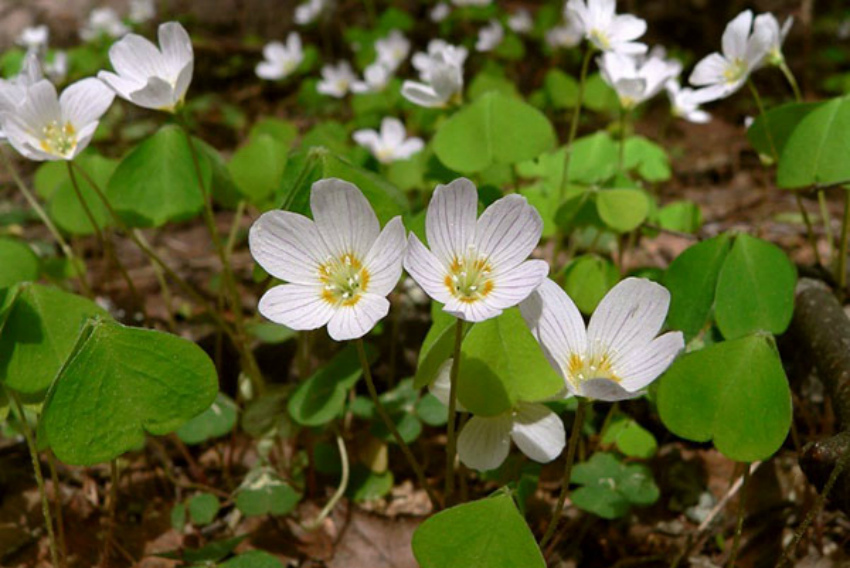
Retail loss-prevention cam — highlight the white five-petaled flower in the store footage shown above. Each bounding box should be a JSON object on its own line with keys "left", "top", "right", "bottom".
{"left": 0, "top": 78, "right": 114, "bottom": 162}
{"left": 665, "top": 79, "right": 711, "bottom": 124}
{"left": 430, "top": 361, "right": 566, "bottom": 472}
{"left": 353, "top": 117, "right": 424, "bottom": 164}
{"left": 476, "top": 20, "right": 504, "bottom": 52}
{"left": 520, "top": 277, "right": 684, "bottom": 402}
{"left": 565, "top": 0, "right": 648, "bottom": 55}
{"left": 689, "top": 10, "right": 771, "bottom": 102}
{"left": 754, "top": 13, "right": 793, "bottom": 67}
{"left": 375, "top": 30, "right": 410, "bottom": 72}
{"left": 430, "top": 3, "right": 451, "bottom": 22}
{"left": 256, "top": 33, "right": 304, "bottom": 81}
{"left": 317, "top": 61, "right": 357, "bottom": 98}
{"left": 508, "top": 9, "right": 534, "bottom": 34}
{"left": 98, "top": 21, "right": 194, "bottom": 113}
{"left": 0, "top": 52, "right": 43, "bottom": 141}
{"left": 249, "top": 179, "right": 406, "bottom": 341}
{"left": 80, "top": 7, "right": 129, "bottom": 42}
{"left": 598, "top": 48, "right": 682, "bottom": 110}
{"left": 17, "top": 25, "right": 49, "bottom": 53}
{"left": 129, "top": 0, "right": 156, "bottom": 24}
{"left": 404, "top": 178, "right": 549, "bottom": 322}
{"left": 402, "top": 40, "right": 467, "bottom": 108}
{"left": 295, "top": 0, "right": 329, "bottom": 25}
{"left": 351, "top": 62, "right": 392, "bottom": 94}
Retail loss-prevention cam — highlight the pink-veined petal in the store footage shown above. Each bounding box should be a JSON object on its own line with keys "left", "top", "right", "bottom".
{"left": 457, "top": 414, "right": 513, "bottom": 472}
{"left": 248, "top": 210, "right": 329, "bottom": 285}
{"left": 617, "top": 331, "right": 684, "bottom": 392}
{"left": 258, "top": 283, "right": 334, "bottom": 331}
{"left": 487, "top": 259, "right": 549, "bottom": 310}
{"left": 310, "top": 178, "right": 380, "bottom": 259}
{"left": 474, "top": 194, "right": 542, "bottom": 271}
{"left": 60, "top": 78, "right": 114, "bottom": 128}
{"left": 426, "top": 177, "right": 479, "bottom": 266}
{"left": 403, "top": 233, "right": 452, "bottom": 304}
{"left": 511, "top": 402, "right": 566, "bottom": 463}
{"left": 363, "top": 216, "right": 407, "bottom": 297}
{"left": 326, "top": 293, "right": 389, "bottom": 341}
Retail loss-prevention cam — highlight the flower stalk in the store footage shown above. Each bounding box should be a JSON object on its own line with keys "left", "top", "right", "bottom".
{"left": 444, "top": 318, "right": 465, "bottom": 506}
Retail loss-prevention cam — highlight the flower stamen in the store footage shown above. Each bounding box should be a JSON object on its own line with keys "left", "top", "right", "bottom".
{"left": 319, "top": 252, "right": 370, "bottom": 306}
{"left": 39, "top": 120, "right": 77, "bottom": 158}
{"left": 444, "top": 244, "right": 494, "bottom": 304}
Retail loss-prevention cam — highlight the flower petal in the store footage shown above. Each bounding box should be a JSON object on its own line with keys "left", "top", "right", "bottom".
{"left": 617, "top": 331, "right": 684, "bottom": 392}
{"left": 401, "top": 80, "right": 446, "bottom": 108}
{"left": 428, "top": 358, "right": 468, "bottom": 411}
{"left": 487, "top": 259, "right": 549, "bottom": 310}
{"left": 443, "top": 296, "right": 503, "bottom": 322}
{"left": 578, "top": 378, "right": 643, "bottom": 402}
{"left": 108, "top": 33, "right": 166, "bottom": 81}
{"left": 310, "top": 178, "right": 380, "bottom": 259}
{"left": 689, "top": 53, "right": 728, "bottom": 87}
{"left": 98, "top": 70, "right": 141, "bottom": 100}
{"left": 426, "top": 178, "right": 479, "bottom": 266}
{"left": 722, "top": 10, "right": 753, "bottom": 61}
{"left": 60, "top": 78, "right": 114, "bottom": 128}
{"left": 511, "top": 402, "right": 566, "bottom": 463}
{"left": 363, "top": 216, "right": 407, "bottom": 297}
{"left": 609, "top": 14, "right": 647, "bottom": 43}
{"left": 326, "top": 293, "right": 389, "bottom": 341}
{"left": 248, "top": 210, "right": 328, "bottom": 284}
{"left": 474, "top": 194, "right": 542, "bottom": 271}
{"left": 128, "top": 76, "right": 176, "bottom": 110}
{"left": 457, "top": 414, "right": 513, "bottom": 472}
{"left": 158, "top": 21, "right": 193, "bottom": 78}
{"left": 403, "top": 233, "right": 452, "bottom": 304}
{"left": 258, "top": 283, "right": 334, "bottom": 331}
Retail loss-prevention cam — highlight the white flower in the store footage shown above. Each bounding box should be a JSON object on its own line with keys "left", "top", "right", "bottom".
{"left": 248, "top": 179, "right": 406, "bottom": 341}
{"left": 17, "top": 25, "right": 49, "bottom": 53}
{"left": 754, "top": 13, "right": 792, "bottom": 67}
{"left": 129, "top": 0, "right": 156, "bottom": 24}
{"left": 430, "top": 3, "right": 451, "bottom": 22}
{"left": 402, "top": 40, "right": 467, "bottom": 108}
{"left": 598, "top": 49, "right": 681, "bottom": 110}
{"left": 508, "top": 9, "right": 534, "bottom": 34}
{"left": 0, "top": 78, "right": 114, "bottom": 162}
{"left": 566, "top": 0, "right": 647, "bottom": 55}
{"left": 404, "top": 178, "right": 549, "bottom": 322}
{"left": 430, "top": 363, "right": 565, "bottom": 472}
{"left": 45, "top": 51, "right": 68, "bottom": 83}
{"left": 295, "top": 0, "right": 329, "bottom": 25}
{"left": 0, "top": 52, "right": 43, "bottom": 141}
{"left": 353, "top": 117, "right": 424, "bottom": 164}
{"left": 546, "top": 20, "right": 583, "bottom": 50}
{"left": 520, "top": 278, "right": 684, "bottom": 402}
{"left": 98, "top": 22, "right": 194, "bottom": 113}
{"left": 80, "top": 8, "right": 129, "bottom": 42}
{"left": 256, "top": 33, "right": 304, "bottom": 81}
{"left": 689, "top": 10, "right": 771, "bottom": 102}
{"left": 375, "top": 30, "right": 410, "bottom": 72}
{"left": 351, "top": 62, "right": 392, "bottom": 94}
{"left": 476, "top": 20, "right": 504, "bottom": 52}
{"left": 665, "top": 80, "right": 711, "bottom": 124}
{"left": 317, "top": 61, "right": 356, "bottom": 98}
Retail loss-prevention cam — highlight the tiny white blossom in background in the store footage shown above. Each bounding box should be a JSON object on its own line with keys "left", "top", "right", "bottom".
{"left": 430, "top": 362, "right": 566, "bottom": 472}
{"left": 0, "top": 52, "right": 43, "bottom": 140}
{"left": 248, "top": 179, "right": 406, "bottom": 341}
{"left": 317, "top": 61, "right": 356, "bottom": 98}
{"left": 521, "top": 278, "right": 684, "bottom": 402}
{"left": 402, "top": 40, "right": 467, "bottom": 108}
{"left": 80, "top": 7, "right": 129, "bottom": 42}
{"left": 0, "top": 78, "right": 114, "bottom": 161}
{"left": 256, "top": 33, "right": 304, "bottom": 81}
{"left": 351, "top": 62, "right": 392, "bottom": 94}
{"left": 404, "top": 178, "right": 549, "bottom": 322}
{"left": 295, "top": 0, "right": 329, "bottom": 25}
{"left": 45, "top": 51, "right": 68, "bottom": 83}
{"left": 476, "top": 20, "right": 504, "bottom": 52}
{"left": 353, "top": 117, "right": 423, "bottom": 164}
{"left": 129, "top": 0, "right": 156, "bottom": 24}
{"left": 17, "top": 25, "right": 49, "bottom": 53}
{"left": 430, "top": 3, "right": 451, "bottom": 22}
{"left": 99, "top": 21, "right": 194, "bottom": 113}
{"left": 546, "top": 20, "right": 583, "bottom": 50}
{"left": 689, "top": 10, "right": 770, "bottom": 102}
{"left": 375, "top": 30, "right": 410, "bottom": 72}
{"left": 598, "top": 48, "right": 681, "bottom": 110}
{"left": 754, "top": 13, "right": 793, "bottom": 67}
{"left": 566, "top": 0, "right": 648, "bottom": 55}
{"left": 665, "top": 80, "right": 711, "bottom": 124}
{"left": 508, "top": 9, "right": 534, "bottom": 34}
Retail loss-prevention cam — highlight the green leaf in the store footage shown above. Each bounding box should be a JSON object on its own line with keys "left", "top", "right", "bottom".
{"left": 42, "top": 318, "right": 218, "bottom": 465}
{"left": 228, "top": 134, "right": 288, "bottom": 205}
{"left": 0, "top": 284, "right": 110, "bottom": 395}
{"left": 433, "top": 92, "right": 556, "bottom": 174}
{"left": 714, "top": 234, "right": 797, "bottom": 340}
{"left": 241, "top": 386, "right": 292, "bottom": 438}
{"left": 250, "top": 117, "right": 298, "bottom": 147}
{"left": 747, "top": 101, "right": 821, "bottom": 159}
{"left": 467, "top": 71, "right": 520, "bottom": 101}
{"left": 219, "top": 551, "right": 285, "bottom": 568}
{"left": 777, "top": 95, "right": 850, "bottom": 188}
{"left": 49, "top": 155, "right": 117, "bottom": 236}
{"left": 458, "top": 309, "right": 563, "bottom": 417}
{"left": 170, "top": 503, "right": 186, "bottom": 531}
{"left": 412, "top": 492, "right": 545, "bottom": 568}
{"left": 347, "top": 465, "right": 394, "bottom": 502}
{"left": 0, "top": 238, "right": 39, "bottom": 288}
{"left": 188, "top": 492, "right": 220, "bottom": 526}
{"left": 623, "top": 137, "right": 671, "bottom": 182}
{"left": 663, "top": 234, "right": 732, "bottom": 340}
{"left": 657, "top": 334, "right": 792, "bottom": 462}
{"left": 596, "top": 188, "right": 650, "bottom": 233}
{"left": 583, "top": 73, "right": 620, "bottom": 113}
{"left": 414, "top": 318, "right": 466, "bottom": 389}
{"left": 416, "top": 393, "right": 448, "bottom": 426}
{"left": 235, "top": 468, "right": 302, "bottom": 517}
{"left": 561, "top": 255, "right": 619, "bottom": 314}
{"left": 176, "top": 392, "right": 238, "bottom": 445}
{"left": 601, "top": 416, "right": 657, "bottom": 459}
{"left": 544, "top": 69, "right": 579, "bottom": 109}
{"left": 657, "top": 201, "right": 702, "bottom": 234}
{"left": 287, "top": 345, "right": 375, "bottom": 427}
{"left": 106, "top": 125, "right": 210, "bottom": 227}
{"left": 156, "top": 535, "right": 248, "bottom": 563}
{"left": 571, "top": 452, "right": 659, "bottom": 519}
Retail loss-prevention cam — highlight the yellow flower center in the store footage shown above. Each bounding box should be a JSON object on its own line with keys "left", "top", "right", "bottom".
{"left": 444, "top": 245, "right": 494, "bottom": 304}
{"left": 590, "top": 29, "right": 612, "bottom": 50}
{"left": 567, "top": 351, "right": 620, "bottom": 389}
{"left": 319, "top": 253, "right": 370, "bottom": 307}
{"left": 39, "top": 120, "right": 77, "bottom": 158}
{"left": 722, "top": 58, "right": 747, "bottom": 85}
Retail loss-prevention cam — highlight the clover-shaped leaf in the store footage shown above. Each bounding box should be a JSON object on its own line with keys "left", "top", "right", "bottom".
{"left": 219, "top": 550, "right": 285, "bottom": 568}
{"left": 235, "top": 468, "right": 302, "bottom": 517}
{"left": 42, "top": 318, "right": 218, "bottom": 465}
{"left": 0, "top": 238, "right": 39, "bottom": 288}
{"left": 177, "top": 392, "right": 238, "bottom": 445}
{"left": 571, "top": 452, "right": 659, "bottom": 519}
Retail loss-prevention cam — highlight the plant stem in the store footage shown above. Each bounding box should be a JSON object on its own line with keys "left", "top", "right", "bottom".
{"left": 355, "top": 339, "right": 440, "bottom": 509}
{"left": 796, "top": 194, "right": 824, "bottom": 267}
{"left": 101, "top": 459, "right": 120, "bottom": 568}
{"left": 726, "top": 464, "right": 750, "bottom": 568}
{"left": 302, "top": 429, "right": 349, "bottom": 530}
{"left": 618, "top": 107, "right": 629, "bottom": 174}
{"left": 444, "top": 318, "right": 465, "bottom": 506}
{"left": 779, "top": 61, "right": 803, "bottom": 102}
{"left": 0, "top": 148, "right": 93, "bottom": 296}
{"left": 7, "top": 389, "right": 61, "bottom": 568}
{"left": 818, "top": 190, "right": 834, "bottom": 260}
{"left": 540, "top": 398, "right": 588, "bottom": 548}
{"left": 558, "top": 46, "right": 594, "bottom": 203}
{"left": 837, "top": 189, "right": 850, "bottom": 290}
{"left": 47, "top": 452, "right": 67, "bottom": 567}
{"left": 748, "top": 80, "right": 777, "bottom": 160}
